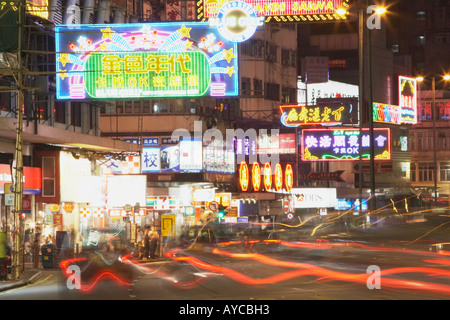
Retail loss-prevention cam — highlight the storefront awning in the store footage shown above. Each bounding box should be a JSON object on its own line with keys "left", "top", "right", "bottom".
{"left": 0, "top": 117, "right": 139, "bottom": 153}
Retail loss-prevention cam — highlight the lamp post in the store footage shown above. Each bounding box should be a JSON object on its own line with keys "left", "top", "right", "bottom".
{"left": 416, "top": 74, "right": 450, "bottom": 207}
{"left": 356, "top": 1, "right": 386, "bottom": 213}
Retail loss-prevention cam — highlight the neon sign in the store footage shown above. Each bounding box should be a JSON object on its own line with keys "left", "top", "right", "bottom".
{"left": 55, "top": 22, "right": 239, "bottom": 99}
{"left": 284, "top": 164, "right": 293, "bottom": 192}
{"left": 251, "top": 162, "right": 261, "bottom": 191}
{"left": 83, "top": 51, "right": 211, "bottom": 98}
{"left": 399, "top": 76, "right": 417, "bottom": 124}
{"left": 198, "top": 0, "right": 350, "bottom": 23}
{"left": 239, "top": 161, "right": 293, "bottom": 192}
{"left": 209, "top": 1, "right": 264, "bottom": 42}
{"left": 239, "top": 161, "right": 249, "bottom": 191}
{"left": 280, "top": 102, "right": 355, "bottom": 127}
{"left": 263, "top": 162, "right": 272, "bottom": 191}
{"left": 372, "top": 102, "right": 401, "bottom": 125}
{"left": 274, "top": 163, "right": 283, "bottom": 191}
{"left": 301, "top": 128, "right": 391, "bottom": 161}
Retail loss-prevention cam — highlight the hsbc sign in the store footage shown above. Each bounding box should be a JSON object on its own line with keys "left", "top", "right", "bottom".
{"left": 291, "top": 188, "right": 338, "bottom": 208}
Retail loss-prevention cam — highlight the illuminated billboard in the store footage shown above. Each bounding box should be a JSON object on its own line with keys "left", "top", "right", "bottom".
{"left": 55, "top": 22, "right": 239, "bottom": 100}
{"left": 373, "top": 102, "right": 401, "bottom": 125}
{"left": 301, "top": 128, "right": 391, "bottom": 161}
{"left": 198, "top": 0, "right": 350, "bottom": 23}
{"left": 280, "top": 101, "right": 356, "bottom": 127}
{"left": 398, "top": 76, "right": 417, "bottom": 124}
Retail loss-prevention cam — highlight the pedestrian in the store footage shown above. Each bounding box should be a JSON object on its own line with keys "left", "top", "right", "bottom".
{"left": 148, "top": 226, "right": 159, "bottom": 260}
{"left": 136, "top": 227, "right": 144, "bottom": 259}
{"left": 0, "top": 232, "right": 10, "bottom": 281}
{"left": 143, "top": 226, "right": 150, "bottom": 260}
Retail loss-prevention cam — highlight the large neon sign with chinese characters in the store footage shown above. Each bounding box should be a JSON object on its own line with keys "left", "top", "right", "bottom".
{"left": 301, "top": 128, "right": 391, "bottom": 161}
{"left": 198, "top": 0, "right": 350, "bottom": 23}
{"left": 280, "top": 101, "right": 356, "bottom": 127}
{"left": 399, "top": 76, "right": 417, "bottom": 124}
{"left": 55, "top": 22, "right": 239, "bottom": 99}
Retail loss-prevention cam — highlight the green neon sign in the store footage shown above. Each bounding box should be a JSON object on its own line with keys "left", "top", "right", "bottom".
{"left": 83, "top": 51, "right": 211, "bottom": 98}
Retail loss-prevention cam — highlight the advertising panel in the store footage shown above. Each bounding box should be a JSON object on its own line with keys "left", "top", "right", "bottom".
{"left": 398, "top": 76, "right": 417, "bottom": 124}
{"left": 373, "top": 102, "right": 401, "bottom": 125}
{"left": 198, "top": 0, "right": 350, "bottom": 23}
{"left": 106, "top": 175, "right": 146, "bottom": 207}
{"left": 301, "top": 128, "right": 391, "bottom": 161}
{"left": 291, "top": 188, "right": 338, "bottom": 208}
{"left": 0, "top": 164, "right": 41, "bottom": 195}
{"left": 280, "top": 101, "right": 357, "bottom": 127}
{"left": 55, "top": 22, "right": 238, "bottom": 99}
{"left": 142, "top": 147, "right": 161, "bottom": 172}
{"left": 180, "top": 138, "right": 203, "bottom": 172}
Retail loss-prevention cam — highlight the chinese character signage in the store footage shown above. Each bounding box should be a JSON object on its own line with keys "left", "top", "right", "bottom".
{"left": 198, "top": 0, "right": 350, "bottom": 23}
{"left": 398, "top": 76, "right": 417, "bottom": 124}
{"left": 280, "top": 101, "right": 356, "bottom": 127}
{"left": 55, "top": 22, "right": 238, "bottom": 100}
{"left": 301, "top": 128, "right": 391, "bottom": 161}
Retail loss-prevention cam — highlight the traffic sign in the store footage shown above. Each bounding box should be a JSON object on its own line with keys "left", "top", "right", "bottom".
{"left": 209, "top": 201, "right": 219, "bottom": 212}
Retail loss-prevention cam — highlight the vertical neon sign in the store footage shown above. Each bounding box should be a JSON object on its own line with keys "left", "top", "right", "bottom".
{"left": 399, "top": 76, "right": 417, "bottom": 124}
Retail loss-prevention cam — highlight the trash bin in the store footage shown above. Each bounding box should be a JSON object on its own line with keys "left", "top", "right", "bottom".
{"left": 41, "top": 244, "right": 55, "bottom": 268}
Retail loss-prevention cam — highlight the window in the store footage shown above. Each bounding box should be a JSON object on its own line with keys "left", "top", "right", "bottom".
{"left": 282, "top": 87, "right": 297, "bottom": 104}
{"left": 265, "top": 83, "right": 280, "bottom": 101}
{"left": 116, "top": 101, "right": 124, "bottom": 114}
{"left": 70, "top": 102, "right": 81, "bottom": 127}
{"left": 440, "top": 162, "right": 450, "bottom": 181}
{"left": 241, "top": 77, "right": 251, "bottom": 96}
{"left": 54, "top": 101, "right": 66, "bottom": 124}
{"left": 253, "top": 79, "right": 263, "bottom": 97}
{"left": 418, "top": 35, "right": 425, "bottom": 45}
{"left": 42, "top": 157, "right": 55, "bottom": 197}
{"left": 416, "top": 11, "right": 426, "bottom": 21}
{"left": 265, "top": 43, "right": 278, "bottom": 63}
{"left": 410, "top": 162, "right": 416, "bottom": 182}
{"left": 281, "top": 49, "right": 290, "bottom": 66}
{"left": 418, "top": 162, "right": 434, "bottom": 182}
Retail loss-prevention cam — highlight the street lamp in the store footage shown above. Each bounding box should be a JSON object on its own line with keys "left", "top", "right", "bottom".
{"left": 357, "top": 1, "right": 387, "bottom": 212}
{"left": 416, "top": 74, "right": 450, "bottom": 207}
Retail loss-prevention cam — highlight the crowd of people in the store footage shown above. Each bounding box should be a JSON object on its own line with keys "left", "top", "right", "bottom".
{"left": 136, "top": 226, "right": 159, "bottom": 260}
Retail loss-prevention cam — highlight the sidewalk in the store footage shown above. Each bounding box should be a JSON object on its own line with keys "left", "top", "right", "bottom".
{"left": 0, "top": 264, "right": 46, "bottom": 293}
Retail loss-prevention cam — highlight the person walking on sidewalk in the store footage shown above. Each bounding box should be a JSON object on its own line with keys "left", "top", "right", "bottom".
{"left": 0, "top": 232, "right": 11, "bottom": 281}
{"left": 143, "top": 226, "right": 150, "bottom": 260}
{"left": 148, "top": 226, "right": 159, "bottom": 260}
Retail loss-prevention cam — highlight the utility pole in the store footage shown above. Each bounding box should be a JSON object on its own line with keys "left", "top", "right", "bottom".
{"left": 11, "top": 0, "right": 25, "bottom": 280}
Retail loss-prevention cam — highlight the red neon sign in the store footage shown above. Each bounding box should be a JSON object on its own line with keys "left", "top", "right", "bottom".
{"left": 239, "top": 161, "right": 249, "bottom": 192}
{"left": 263, "top": 163, "right": 272, "bottom": 191}
{"left": 274, "top": 163, "right": 283, "bottom": 191}
{"left": 199, "top": 0, "right": 350, "bottom": 23}
{"left": 285, "top": 164, "right": 293, "bottom": 192}
{"left": 251, "top": 162, "right": 261, "bottom": 192}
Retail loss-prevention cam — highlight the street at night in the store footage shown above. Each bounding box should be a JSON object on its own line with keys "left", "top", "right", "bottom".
{"left": 1, "top": 0, "right": 450, "bottom": 306}
{"left": 3, "top": 210, "right": 450, "bottom": 304}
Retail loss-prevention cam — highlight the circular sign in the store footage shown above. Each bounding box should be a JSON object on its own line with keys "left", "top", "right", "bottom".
{"left": 209, "top": 201, "right": 219, "bottom": 212}
{"left": 211, "top": 1, "right": 264, "bottom": 43}
{"left": 124, "top": 204, "right": 133, "bottom": 212}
